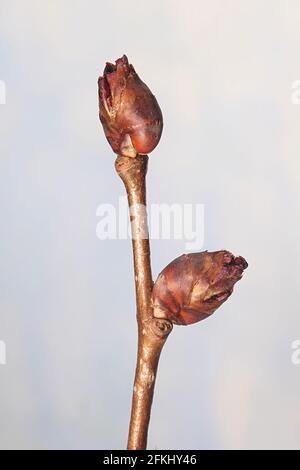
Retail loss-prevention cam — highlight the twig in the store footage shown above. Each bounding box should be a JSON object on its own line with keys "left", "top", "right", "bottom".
{"left": 115, "top": 154, "right": 173, "bottom": 450}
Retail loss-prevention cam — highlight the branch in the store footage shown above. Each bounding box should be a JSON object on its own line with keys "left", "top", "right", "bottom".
{"left": 115, "top": 154, "right": 172, "bottom": 450}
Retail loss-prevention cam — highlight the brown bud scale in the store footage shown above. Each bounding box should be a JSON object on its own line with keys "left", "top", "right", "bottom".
{"left": 152, "top": 250, "right": 248, "bottom": 326}
{"left": 98, "top": 55, "right": 163, "bottom": 157}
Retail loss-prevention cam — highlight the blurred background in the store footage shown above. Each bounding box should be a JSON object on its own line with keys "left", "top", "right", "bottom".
{"left": 0, "top": 0, "right": 300, "bottom": 450}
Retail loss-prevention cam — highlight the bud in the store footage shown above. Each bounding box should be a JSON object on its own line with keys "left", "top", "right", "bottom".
{"left": 98, "top": 55, "right": 163, "bottom": 158}
{"left": 152, "top": 250, "right": 248, "bottom": 326}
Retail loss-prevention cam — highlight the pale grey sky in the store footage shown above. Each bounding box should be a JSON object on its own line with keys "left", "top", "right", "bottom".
{"left": 0, "top": 0, "right": 300, "bottom": 449}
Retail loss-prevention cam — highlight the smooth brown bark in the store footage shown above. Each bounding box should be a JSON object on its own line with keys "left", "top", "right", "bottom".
{"left": 115, "top": 155, "right": 172, "bottom": 450}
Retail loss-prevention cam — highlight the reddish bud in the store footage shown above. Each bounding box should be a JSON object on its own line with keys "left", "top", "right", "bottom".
{"left": 152, "top": 250, "right": 248, "bottom": 326}
{"left": 98, "top": 55, "right": 163, "bottom": 158}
